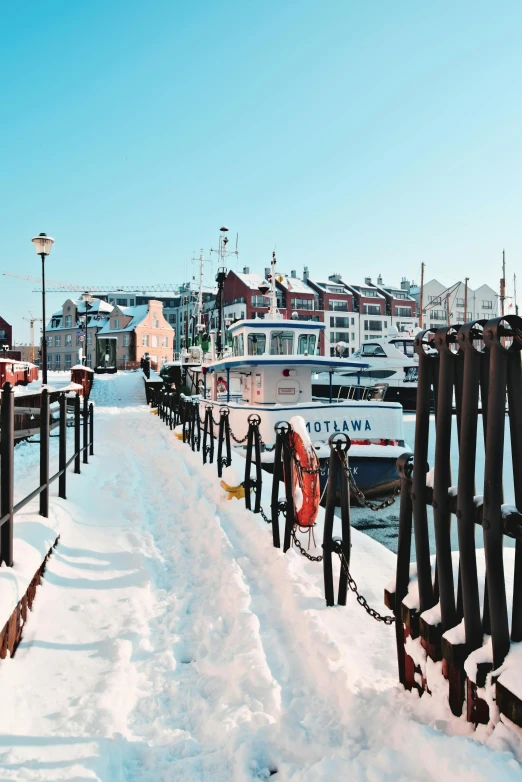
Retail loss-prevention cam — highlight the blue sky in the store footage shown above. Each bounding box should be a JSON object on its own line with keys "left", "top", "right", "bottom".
{"left": 2, "top": 0, "right": 522, "bottom": 340}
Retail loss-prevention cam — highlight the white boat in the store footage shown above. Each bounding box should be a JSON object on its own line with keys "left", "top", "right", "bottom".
{"left": 311, "top": 329, "right": 421, "bottom": 411}
{"left": 199, "top": 256, "right": 410, "bottom": 495}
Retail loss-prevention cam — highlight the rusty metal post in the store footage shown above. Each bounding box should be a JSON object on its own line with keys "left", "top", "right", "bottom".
{"left": 412, "top": 330, "right": 436, "bottom": 612}
{"left": 505, "top": 315, "right": 522, "bottom": 641}
{"left": 483, "top": 317, "right": 510, "bottom": 668}
{"left": 395, "top": 454, "right": 414, "bottom": 684}
{"left": 0, "top": 382, "right": 14, "bottom": 566}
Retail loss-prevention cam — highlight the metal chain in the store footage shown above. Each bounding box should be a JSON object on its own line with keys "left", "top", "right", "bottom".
{"left": 259, "top": 505, "right": 272, "bottom": 524}
{"left": 290, "top": 527, "right": 323, "bottom": 561}
{"left": 338, "top": 452, "right": 400, "bottom": 510}
{"left": 337, "top": 550, "right": 395, "bottom": 625}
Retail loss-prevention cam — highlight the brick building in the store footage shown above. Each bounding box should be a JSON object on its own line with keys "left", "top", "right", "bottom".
{"left": 96, "top": 299, "right": 174, "bottom": 370}
{"left": 0, "top": 317, "right": 13, "bottom": 351}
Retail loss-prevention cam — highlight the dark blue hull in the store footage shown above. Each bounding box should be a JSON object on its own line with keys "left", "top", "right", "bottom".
{"left": 319, "top": 455, "right": 400, "bottom": 498}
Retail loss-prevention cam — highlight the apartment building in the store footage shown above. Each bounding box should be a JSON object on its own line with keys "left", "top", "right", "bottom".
{"left": 46, "top": 297, "right": 113, "bottom": 370}
{"left": 408, "top": 279, "right": 498, "bottom": 327}
{"left": 96, "top": 299, "right": 174, "bottom": 370}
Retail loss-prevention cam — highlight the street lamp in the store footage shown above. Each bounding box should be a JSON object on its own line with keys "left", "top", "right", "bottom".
{"left": 31, "top": 233, "right": 54, "bottom": 384}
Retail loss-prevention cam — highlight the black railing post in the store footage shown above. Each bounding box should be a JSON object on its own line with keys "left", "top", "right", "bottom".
{"left": 0, "top": 382, "right": 14, "bottom": 566}
{"left": 217, "top": 407, "right": 231, "bottom": 478}
{"left": 74, "top": 392, "right": 81, "bottom": 474}
{"left": 282, "top": 426, "right": 296, "bottom": 553}
{"left": 59, "top": 393, "right": 67, "bottom": 499}
{"left": 483, "top": 317, "right": 510, "bottom": 669}
{"left": 83, "top": 395, "right": 88, "bottom": 465}
{"left": 395, "top": 454, "right": 414, "bottom": 685}
{"left": 322, "top": 435, "right": 341, "bottom": 606}
{"left": 40, "top": 388, "right": 50, "bottom": 518}
{"left": 335, "top": 435, "right": 351, "bottom": 606}
{"left": 455, "top": 322, "right": 485, "bottom": 653}
{"left": 432, "top": 325, "right": 459, "bottom": 632}
{"left": 244, "top": 414, "right": 262, "bottom": 513}
{"left": 412, "top": 330, "right": 436, "bottom": 613}
{"left": 202, "top": 406, "right": 214, "bottom": 464}
{"left": 89, "top": 402, "right": 94, "bottom": 455}
{"left": 270, "top": 423, "right": 286, "bottom": 549}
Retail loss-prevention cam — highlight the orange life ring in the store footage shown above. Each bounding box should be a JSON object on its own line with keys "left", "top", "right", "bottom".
{"left": 217, "top": 378, "right": 228, "bottom": 393}
{"left": 290, "top": 429, "right": 320, "bottom": 527}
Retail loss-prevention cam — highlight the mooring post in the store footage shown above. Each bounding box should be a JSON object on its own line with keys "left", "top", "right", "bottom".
{"left": 505, "top": 315, "right": 522, "bottom": 641}
{"left": 336, "top": 435, "right": 351, "bottom": 606}
{"left": 0, "top": 382, "right": 14, "bottom": 566}
{"left": 322, "top": 435, "right": 341, "bottom": 606}
{"left": 282, "top": 426, "right": 296, "bottom": 553}
{"left": 270, "top": 424, "right": 286, "bottom": 549}
{"left": 394, "top": 454, "right": 414, "bottom": 687}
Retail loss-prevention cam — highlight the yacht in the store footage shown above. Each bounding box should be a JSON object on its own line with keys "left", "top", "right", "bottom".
{"left": 311, "top": 329, "right": 420, "bottom": 411}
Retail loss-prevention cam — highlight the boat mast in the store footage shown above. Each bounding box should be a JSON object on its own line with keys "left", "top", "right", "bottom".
{"left": 419, "top": 262, "right": 425, "bottom": 328}
{"left": 515, "top": 273, "right": 518, "bottom": 316}
{"left": 500, "top": 249, "right": 506, "bottom": 316}
{"left": 269, "top": 251, "right": 278, "bottom": 318}
{"left": 197, "top": 249, "right": 204, "bottom": 339}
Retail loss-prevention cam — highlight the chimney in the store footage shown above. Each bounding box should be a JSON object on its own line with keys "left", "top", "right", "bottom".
{"left": 364, "top": 276, "right": 372, "bottom": 285}
{"left": 303, "top": 266, "right": 310, "bottom": 281}
{"left": 329, "top": 273, "right": 342, "bottom": 283}
{"left": 377, "top": 274, "right": 383, "bottom": 285}
{"left": 291, "top": 270, "right": 296, "bottom": 278}
{"left": 401, "top": 277, "right": 410, "bottom": 292}
{"left": 243, "top": 266, "right": 250, "bottom": 274}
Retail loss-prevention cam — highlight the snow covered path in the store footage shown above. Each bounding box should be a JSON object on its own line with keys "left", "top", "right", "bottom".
{"left": 0, "top": 372, "right": 521, "bottom": 781}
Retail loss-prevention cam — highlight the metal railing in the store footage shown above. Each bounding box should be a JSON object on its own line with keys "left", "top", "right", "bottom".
{"left": 0, "top": 382, "right": 94, "bottom": 567}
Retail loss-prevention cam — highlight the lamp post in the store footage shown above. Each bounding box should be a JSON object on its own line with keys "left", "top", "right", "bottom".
{"left": 31, "top": 233, "right": 55, "bottom": 384}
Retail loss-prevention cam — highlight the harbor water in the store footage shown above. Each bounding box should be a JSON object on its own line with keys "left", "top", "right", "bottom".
{"left": 346, "top": 413, "right": 516, "bottom": 558}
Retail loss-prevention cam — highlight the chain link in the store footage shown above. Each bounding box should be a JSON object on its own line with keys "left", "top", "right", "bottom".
{"left": 290, "top": 527, "right": 324, "bottom": 561}
{"left": 338, "top": 452, "right": 400, "bottom": 510}
{"left": 337, "top": 550, "right": 395, "bottom": 625}
{"left": 259, "top": 505, "right": 272, "bottom": 524}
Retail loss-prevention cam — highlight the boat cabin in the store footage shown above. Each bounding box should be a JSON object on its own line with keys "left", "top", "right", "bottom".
{"left": 204, "top": 320, "right": 366, "bottom": 405}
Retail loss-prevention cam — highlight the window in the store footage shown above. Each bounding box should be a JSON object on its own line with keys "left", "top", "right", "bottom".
{"left": 87, "top": 353, "right": 92, "bottom": 367}
{"left": 123, "top": 334, "right": 130, "bottom": 347}
{"left": 169, "top": 314, "right": 176, "bottom": 323}
{"left": 161, "top": 355, "right": 168, "bottom": 365}
{"left": 251, "top": 295, "right": 270, "bottom": 308}
{"left": 363, "top": 304, "right": 381, "bottom": 315}
{"left": 142, "top": 334, "right": 149, "bottom": 347}
{"left": 162, "top": 336, "right": 169, "bottom": 347}
{"left": 65, "top": 315, "right": 72, "bottom": 328}
{"left": 456, "top": 298, "right": 465, "bottom": 307}
{"left": 361, "top": 343, "right": 386, "bottom": 357}
{"left": 396, "top": 306, "right": 412, "bottom": 317}
{"left": 112, "top": 319, "right": 120, "bottom": 330}
{"left": 47, "top": 336, "right": 52, "bottom": 347}
{"left": 393, "top": 340, "right": 415, "bottom": 357}
{"left": 361, "top": 289, "right": 379, "bottom": 298}
{"left": 330, "top": 316, "right": 350, "bottom": 328}
{"left": 247, "top": 333, "right": 266, "bottom": 355}
{"left": 87, "top": 332, "right": 92, "bottom": 345}
{"left": 129, "top": 299, "right": 135, "bottom": 307}
{"left": 65, "top": 354, "right": 72, "bottom": 369}
{"left": 232, "top": 334, "right": 244, "bottom": 356}
{"left": 151, "top": 335, "right": 158, "bottom": 347}
{"left": 394, "top": 292, "right": 407, "bottom": 300}
{"left": 328, "top": 300, "right": 348, "bottom": 311}
{"left": 364, "top": 320, "right": 383, "bottom": 331}
{"left": 297, "top": 334, "right": 317, "bottom": 354}
{"left": 431, "top": 311, "right": 446, "bottom": 320}
{"left": 152, "top": 319, "right": 160, "bottom": 328}
{"left": 123, "top": 354, "right": 129, "bottom": 362}
{"left": 482, "top": 300, "right": 493, "bottom": 309}
{"left": 54, "top": 354, "right": 60, "bottom": 367}
{"left": 270, "top": 331, "right": 294, "bottom": 355}
{"left": 290, "top": 297, "right": 314, "bottom": 310}
{"left": 330, "top": 332, "right": 350, "bottom": 343}
{"left": 55, "top": 335, "right": 61, "bottom": 347}
{"left": 65, "top": 334, "right": 72, "bottom": 346}
{"left": 351, "top": 317, "right": 355, "bottom": 325}
{"left": 116, "top": 298, "right": 127, "bottom": 306}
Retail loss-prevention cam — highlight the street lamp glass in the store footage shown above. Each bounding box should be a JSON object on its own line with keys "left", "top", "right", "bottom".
{"left": 32, "top": 233, "right": 55, "bottom": 256}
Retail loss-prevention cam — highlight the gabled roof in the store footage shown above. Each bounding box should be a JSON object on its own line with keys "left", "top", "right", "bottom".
{"left": 97, "top": 305, "right": 150, "bottom": 334}
{"left": 276, "top": 275, "right": 312, "bottom": 295}
{"left": 233, "top": 270, "right": 269, "bottom": 291}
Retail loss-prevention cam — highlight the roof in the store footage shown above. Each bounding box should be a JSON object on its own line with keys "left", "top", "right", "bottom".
{"left": 276, "top": 275, "right": 312, "bottom": 295}
{"left": 97, "top": 305, "right": 150, "bottom": 334}
{"left": 51, "top": 298, "right": 114, "bottom": 318}
{"left": 228, "top": 319, "right": 325, "bottom": 333}
{"left": 204, "top": 356, "right": 369, "bottom": 372}
{"left": 234, "top": 270, "right": 269, "bottom": 291}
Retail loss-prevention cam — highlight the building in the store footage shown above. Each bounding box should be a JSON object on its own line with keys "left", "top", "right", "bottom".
{"left": 408, "top": 279, "right": 498, "bottom": 328}
{"left": 46, "top": 297, "right": 113, "bottom": 371}
{"left": 96, "top": 299, "right": 174, "bottom": 370}
{"left": 82, "top": 290, "right": 182, "bottom": 337}
{"left": 0, "top": 317, "right": 12, "bottom": 350}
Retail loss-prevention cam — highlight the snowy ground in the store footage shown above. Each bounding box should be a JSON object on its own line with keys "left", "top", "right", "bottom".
{"left": 0, "top": 372, "right": 521, "bottom": 781}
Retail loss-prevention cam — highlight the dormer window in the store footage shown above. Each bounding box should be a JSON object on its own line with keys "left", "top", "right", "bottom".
{"left": 65, "top": 315, "right": 72, "bottom": 328}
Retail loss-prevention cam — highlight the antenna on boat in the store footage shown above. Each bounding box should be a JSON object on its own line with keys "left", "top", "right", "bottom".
{"left": 210, "top": 226, "right": 234, "bottom": 357}
{"left": 269, "top": 251, "right": 278, "bottom": 318}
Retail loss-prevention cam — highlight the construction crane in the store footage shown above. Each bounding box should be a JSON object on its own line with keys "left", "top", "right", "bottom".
{"left": 22, "top": 312, "right": 42, "bottom": 364}
{"left": 2, "top": 272, "right": 181, "bottom": 294}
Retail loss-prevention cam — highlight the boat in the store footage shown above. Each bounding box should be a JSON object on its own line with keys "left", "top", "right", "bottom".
{"left": 198, "top": 254, "right": 410, "bottom": 496}
{"left": 311, "top": 329, "right": 421, "bottom": 411}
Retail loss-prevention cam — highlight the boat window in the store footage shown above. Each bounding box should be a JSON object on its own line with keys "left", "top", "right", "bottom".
{"left": 270, "top": 331, "right": 294, "bottom": 355}
{"left": 297, "top": 334, "right": 317, "bottom": 355}
{"left": 248, "top": 333, "right": 266, "bottom": 355}
{"left": 232, "top": 333, "right": 244, "bottom": 356}
{"left": 361, "top": 343, "right": 386, "bottom": 357}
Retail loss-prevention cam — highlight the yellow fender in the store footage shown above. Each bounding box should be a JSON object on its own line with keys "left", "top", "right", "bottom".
{"left": 174, "top": 430, "right": 184, "bottom": 440}
{"left": 220, "top": 479, "right": 248, "bottom": 501}
{"left": 150, "top": 408, "right": 159, "bottom": 415}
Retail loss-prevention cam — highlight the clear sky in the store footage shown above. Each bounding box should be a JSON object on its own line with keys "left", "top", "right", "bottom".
{"left": 2, "top": 0, "right": 521, "bottom": 341}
